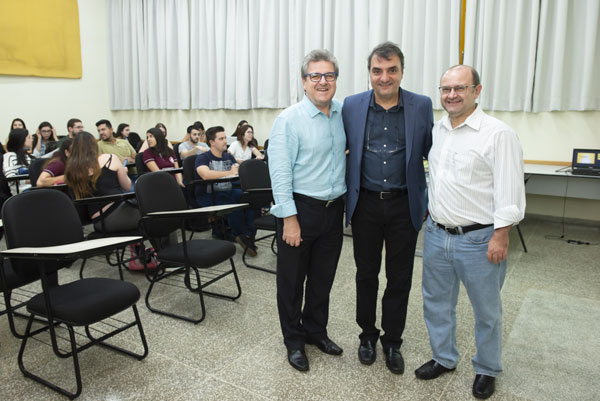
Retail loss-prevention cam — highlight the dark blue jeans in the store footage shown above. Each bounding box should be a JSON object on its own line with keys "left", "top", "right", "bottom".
{"left": 199, "top": 189, "right": 255, "bottom": 238}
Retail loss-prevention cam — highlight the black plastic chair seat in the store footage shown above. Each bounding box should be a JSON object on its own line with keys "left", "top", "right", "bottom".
{"left": 157, "top": 239, "right": 235, "bottom": 268}
{"left": 254, "top": 214, "right": 276, "bottom": 231}
{"left": 27, "top": 278, "right": 140, "bottom": 326}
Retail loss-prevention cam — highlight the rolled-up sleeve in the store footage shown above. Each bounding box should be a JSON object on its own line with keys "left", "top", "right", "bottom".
{"left": 493, "top": 130, "right": 526, "bottom": 228}
{"left": 268, "top": 115, "right": 298, "bottom": 218}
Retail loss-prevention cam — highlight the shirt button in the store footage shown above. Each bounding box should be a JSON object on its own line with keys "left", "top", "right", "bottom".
{"left": 384, "top": 179, "right": 387, "bottom": 182}
{"left": 383, "top": 161, "right": 387, "bottom": 164}
{"left": 383, "top": 144, "right": 387, "bottom": 147}
{"left": 384, "top": 127, "right": 388, "bottom": 131}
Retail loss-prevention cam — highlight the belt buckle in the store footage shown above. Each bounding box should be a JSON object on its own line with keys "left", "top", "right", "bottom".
{"left": 444, "top": 226, "right": 462, "bottom": 235}
{"left": 379, "top": 191, "right": 391, "bottom": 200}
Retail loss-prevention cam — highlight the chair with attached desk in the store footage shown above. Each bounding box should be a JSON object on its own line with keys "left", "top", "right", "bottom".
{"left": 28, "top": 157, "right": 46, "bottom": 188}
{"left": 135, "top": 171, "right": 242, "bottom": 323}
{"left": 0, "top": 189, "right": 148, "bottom": 399}
{"left": 73, "top": 191, "right": 145, "bottom": 278}
{"left": 135, "top": 152, "right": 149, "bottom": 175}
{"left": 238, "top": 159, "right": 277, "bottom": 274}
{"left": 180, "top": 155, "right": 213, "bottom": 237}
{"left": 0, "top": 219, "right": 52, "bottom": 339}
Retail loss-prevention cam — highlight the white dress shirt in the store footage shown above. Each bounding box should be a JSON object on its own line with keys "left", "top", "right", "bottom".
{"left": 428, "top": 105, "right": 526, "bottom": 228}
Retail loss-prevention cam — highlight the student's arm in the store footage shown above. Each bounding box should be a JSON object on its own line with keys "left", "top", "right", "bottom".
{"left": 3, "top": 153, "right": 19, "bottom": 178}
{"left": 145, "top": 160, "right": 160, "bottom": 172}
{"left": 174, "top": 161, "right": 184, "bottom": 187}
{"left": 109, "top": 154, "right": 132, "bottom": 191}
{"left": 251, "top": 147, "right": 264, "bottom": 160}
{"left": 180, "top": 145, "right": 202, "bottom": 159}
{"left": 37, "top": 171, "right": 64, "bottom": 187}
{"left": 196, "top": 164, "right": 238, "bottom": 180}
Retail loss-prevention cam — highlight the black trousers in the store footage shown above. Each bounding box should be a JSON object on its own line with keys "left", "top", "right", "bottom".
{"left": 276, "top": 195, "right": 344, "bottom": 350}
{"left": 352, "top": 190, "right": 418, "bottom": 348}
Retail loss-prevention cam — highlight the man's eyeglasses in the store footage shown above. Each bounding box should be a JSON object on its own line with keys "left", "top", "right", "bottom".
{"left": 438, "top": 85, "right": 477, "bottom": 95}
{"left": 305, "top": 72, "right": 338, "bottom": 82}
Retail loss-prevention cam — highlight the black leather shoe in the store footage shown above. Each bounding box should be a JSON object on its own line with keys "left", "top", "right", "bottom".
{"left": 306, "top": 337, "right": 343, "bottom": 355}
{"left": 287, "top": 349, "right": 309, "bottom": 371}
{"left": 473, "top": 374, "right": 495, "bottom": 399}
{"left": 383, "top": 346, "right": 404, "bottom": 374}
{"left": 358, "top": 340, "right": 376, "bottom": 365}
{"left": 415, "top": 359, "right": 456, "bottom": 380}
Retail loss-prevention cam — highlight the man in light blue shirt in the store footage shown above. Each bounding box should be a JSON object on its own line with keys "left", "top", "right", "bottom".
{"left": 268, "top": 49, "right": 347, "bottom": 372}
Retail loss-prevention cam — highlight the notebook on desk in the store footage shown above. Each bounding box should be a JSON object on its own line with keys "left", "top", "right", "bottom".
{"left": 571, "top": 149, "right": 600, "bottom": 176}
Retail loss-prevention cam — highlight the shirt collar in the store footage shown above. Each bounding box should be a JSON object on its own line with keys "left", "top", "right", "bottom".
{"left": 369, "top": 88, "right": 403, "bottom": 110}
{"left": 302, "top": 94, "right": 340, "bottom": 117}
{"left": 441, "top": 104, "right": 483, "bottom": 131}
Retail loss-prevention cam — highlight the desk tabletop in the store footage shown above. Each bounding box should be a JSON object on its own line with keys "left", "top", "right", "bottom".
{"left": 0, "top": 236, "right": 142, "bottom": 259}
{"left": 146, "top": 203, "right": 248, "bottom": 217}
{"left": 5, "top": 174, "right": 29, "bottom": 182}
{"left": 525, "top": 163, "right": 600, "bottom": 178}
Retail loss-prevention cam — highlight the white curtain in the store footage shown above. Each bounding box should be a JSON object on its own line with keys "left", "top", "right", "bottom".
{"left": 107, "top": 0, "right": 146, "bottom": 110}
{"left": 107, "top": 0, "right": 189, "bottom": 110}
{"left": 189, "top": 0, "right": 459, "bottom": 109}
{"left": 109, "top": 0, "right": 460, "bottom": 110}
{"left": 533, "top": 0, "right": 600, "bottom": 111}
{"left": 464, "top": 0, "right": 600, "bottom": 112}
{"left": 463, "top": 0, "right": 539, "bottom": 111}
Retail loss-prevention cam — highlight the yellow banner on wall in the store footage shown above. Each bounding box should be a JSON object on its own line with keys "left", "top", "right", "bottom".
{"left": 0, "top": 0, "right": 82, "bottom": 78}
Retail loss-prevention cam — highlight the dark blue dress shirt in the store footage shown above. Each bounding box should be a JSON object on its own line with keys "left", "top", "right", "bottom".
{"left": 361, "top": 90, "right": 406, "bottom": 191}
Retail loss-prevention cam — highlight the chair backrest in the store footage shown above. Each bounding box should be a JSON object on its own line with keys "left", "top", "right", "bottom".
{"left": 128, "top": 132, "right": 143, "bottom": 152}
{"left": 28, "top": 158, "right": 47, "bottom": 187}
{"left": 239, "top": 159, "right": 271, "bottom": 191}
{"left": 182, "top": 155, "right": 198, "bottom": 183}
{"left": 0, "top": 153, "right": 13, "bottom": 203}
{"left": 1, "top": 189, "right": 84, "bottom": 278}
{"left": 238, "top": 159, "right": 273, "bottom": 208}
{"left": 172, "top": 142, "right": 183, "bottom": 167}
{"left": 135, "top": 171, "right": 188, "bottom": 238}
{"left": 135, "top": 152, "right": 148, "bottom": 175}
{"left": 263, "top": 139, "right": 269, "bottom": 162}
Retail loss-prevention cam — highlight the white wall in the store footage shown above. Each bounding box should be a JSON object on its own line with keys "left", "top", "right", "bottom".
{"left": 1, "top": 0, "right": 599, "bottom": 162}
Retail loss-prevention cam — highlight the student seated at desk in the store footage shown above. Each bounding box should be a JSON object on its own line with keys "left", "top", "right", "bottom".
{"left": 65, "top": 131, "right": 138, "bottom": 233}
{"left": 228, "top": 124, "right": 264, "bottom": 163}
{"left": 36, "top": 138, "right": 72, "bottom": 187}
{"left": 3, "top": 129, "right": 33, "bottom": 193}
{"left": 142, "top": 127, "right": 184, "bottom": 187}
{"left": 195, "top": 126, "right": 257, "bottom": 255}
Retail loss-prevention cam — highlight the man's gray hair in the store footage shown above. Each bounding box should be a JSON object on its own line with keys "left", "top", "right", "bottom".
{"left": 301, "top": 49, "right": 339, "bottom": 78}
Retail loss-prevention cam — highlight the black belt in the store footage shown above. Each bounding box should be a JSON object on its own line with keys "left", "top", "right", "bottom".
{"left": 293, "top": 193, "right": 343, "bottom": 208}
{"left": 433, "top": 221, "right": 493, "bottom": 235}
{"left": 360, "top": 187, "right": 407, "bottom": 200}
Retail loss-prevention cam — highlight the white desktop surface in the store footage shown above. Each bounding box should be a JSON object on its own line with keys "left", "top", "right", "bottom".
{"left": 1, "top": 236, "right": 142, "bottom": 257}
{"left": 524, "top": 163, "right": 600, "bottom": 200}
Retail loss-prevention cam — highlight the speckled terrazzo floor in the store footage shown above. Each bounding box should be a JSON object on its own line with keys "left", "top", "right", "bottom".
{"left": 1, "top": 217, "right": 599, "bottom": 401}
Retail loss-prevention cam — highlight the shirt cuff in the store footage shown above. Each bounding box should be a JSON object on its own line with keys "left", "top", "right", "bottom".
{"left": 270, "top": 199, "right": 297, "bottom": 218}
{"left": 494, "top": 205, "right": 524, "bottom": 228}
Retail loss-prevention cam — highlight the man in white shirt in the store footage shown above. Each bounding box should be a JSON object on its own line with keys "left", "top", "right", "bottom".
{"left": 178, "top": 125, "right": 209, "bottom": 160}
{"left": 415, "top": 65, "right": 525, "bottom": 400}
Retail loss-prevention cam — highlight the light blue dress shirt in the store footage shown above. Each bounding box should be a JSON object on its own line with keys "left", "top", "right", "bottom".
{"left": 268, "top": 95, "right": 347, "bottom": 218}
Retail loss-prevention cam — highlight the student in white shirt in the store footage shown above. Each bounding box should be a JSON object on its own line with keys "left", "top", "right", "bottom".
{"left": 228, "top": 124, "right": 263, "bottom": 163}
{"left": 3, "top": 129, "right": 33, "bottom": 193}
